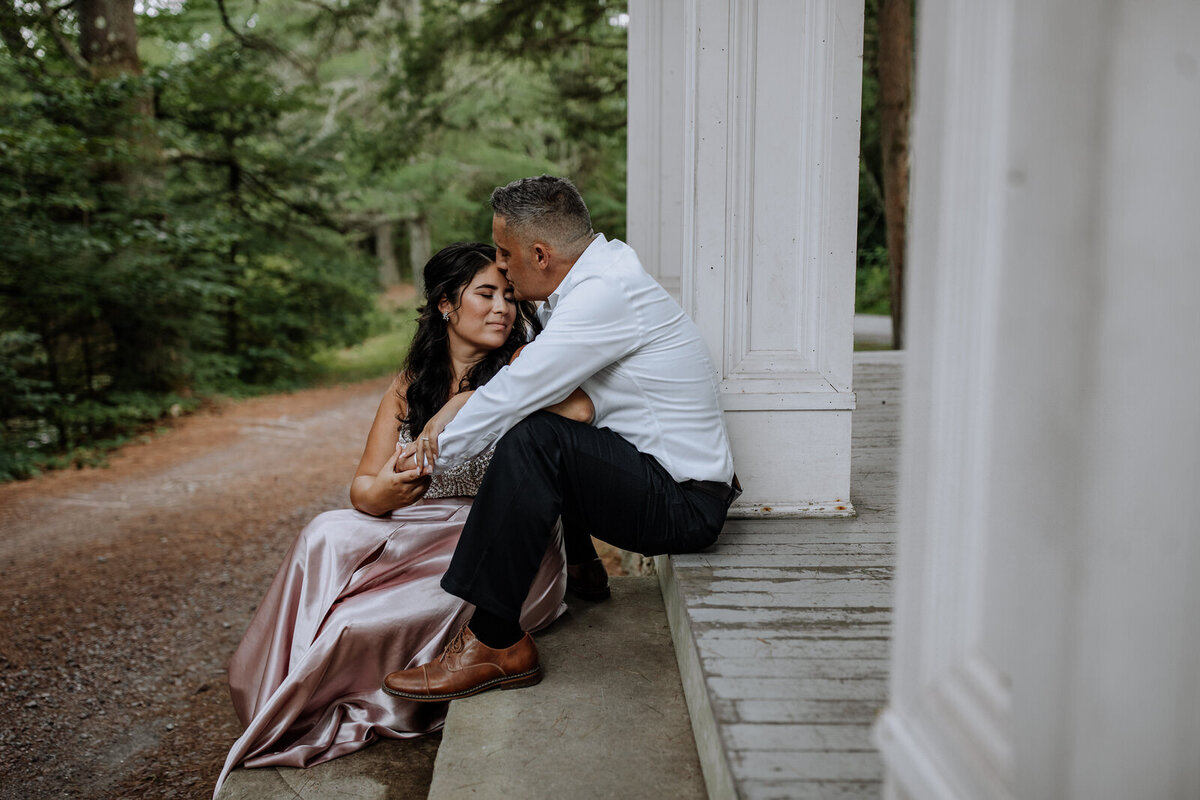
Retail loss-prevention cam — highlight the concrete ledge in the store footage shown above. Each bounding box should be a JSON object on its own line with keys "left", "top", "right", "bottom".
{"left": 216, "top": 733, "right": 440, "bottom": 800}
{"left": 428, "top": 576, "right": 706, "bottom": 799}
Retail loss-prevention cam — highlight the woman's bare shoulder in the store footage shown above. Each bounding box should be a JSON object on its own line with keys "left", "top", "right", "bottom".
{"left": 381, "top": 372, "right": 410, "bottom": 416}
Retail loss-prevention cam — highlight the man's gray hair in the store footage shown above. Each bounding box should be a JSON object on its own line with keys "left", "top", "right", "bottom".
{"left": 490, "top": 175, "right": 593, "bottom": 251}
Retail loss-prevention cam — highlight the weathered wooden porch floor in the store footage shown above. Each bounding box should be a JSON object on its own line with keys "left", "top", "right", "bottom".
{"left": 660, "top": 351, "right": 901, "bottom": 799}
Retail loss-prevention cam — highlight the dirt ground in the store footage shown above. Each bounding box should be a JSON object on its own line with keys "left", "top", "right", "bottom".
{"left": 0, "top": 377, "right": 623, "bottom": 799}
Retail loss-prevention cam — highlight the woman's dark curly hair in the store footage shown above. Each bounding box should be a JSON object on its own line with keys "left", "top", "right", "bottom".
{"left": 398, "top": 242, "right": 540, "bottom": 436}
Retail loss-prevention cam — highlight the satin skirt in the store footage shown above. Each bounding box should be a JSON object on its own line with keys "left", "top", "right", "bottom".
{"left": 214, "top": 498, "right": 566, "bottom": 795}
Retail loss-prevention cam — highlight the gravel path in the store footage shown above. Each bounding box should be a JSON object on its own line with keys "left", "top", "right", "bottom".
{"left": 0, "top": 377, "right": 447, "bottom": 799}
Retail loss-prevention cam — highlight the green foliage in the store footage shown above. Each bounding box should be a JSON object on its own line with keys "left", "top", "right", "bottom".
{"left": 0, "top": 329, "right": 201, "bottom": 479}
{"left": 440, "top": 0, "right": 629, "bottom": 240}
{"left": 855, "top": 245, "right": 892, "bottom": 317}
{"left": 308, "top": 298, "right": 421, "bottom": 386}
{"left": 1, "top": 0, "right": 628, "bottom": 481}
{"left": 232, "top": 247, "right": 376, "bottom": 386}
{"left": 857, "top": 0, "right": 892, "bottom": 315}
{"left": 0, "top": 3, "right": 375, "bottom": 476}
{"left": 0, "top": 330, "right": 59, "bottom": 480}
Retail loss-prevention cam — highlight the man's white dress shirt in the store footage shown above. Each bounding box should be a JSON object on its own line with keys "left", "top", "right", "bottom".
{"left": 436, "top": 234, "right": 735, "bottom": 485}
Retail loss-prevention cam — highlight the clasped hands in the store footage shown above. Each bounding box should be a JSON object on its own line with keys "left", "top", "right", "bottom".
{"left": 367, "top": 440, "right": 430, "bottom": 509}
{"left": 371, "top": 392, "right": 466, "bottom": 512}
{"left": 355, "top": 398, "right": 458, "bottom": 515}
{"left": 369, "top": 400, "right": 458, "bottom": 506}
{"left": 399, "top": 392, "right": 465, "bottom": 477}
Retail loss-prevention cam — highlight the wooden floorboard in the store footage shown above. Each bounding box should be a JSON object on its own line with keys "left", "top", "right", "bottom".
{"left": 662, "top": 352, "right": 901, "bottom": 799}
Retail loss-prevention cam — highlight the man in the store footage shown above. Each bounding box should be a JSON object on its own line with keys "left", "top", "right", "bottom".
{"left": 382, "top": 175, "right": 738, "bottom": 701}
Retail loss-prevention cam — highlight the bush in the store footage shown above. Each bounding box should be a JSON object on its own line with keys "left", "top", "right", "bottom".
{"left": 0, "top": 331, "right": 61, "bottom": 481}
{"left": 856, "top": 245, "right": 892, "bottom": 316}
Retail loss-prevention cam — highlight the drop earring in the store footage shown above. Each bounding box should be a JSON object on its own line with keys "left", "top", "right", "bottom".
{"left": 442, "top": 311, "right": 450, "bottom": 322}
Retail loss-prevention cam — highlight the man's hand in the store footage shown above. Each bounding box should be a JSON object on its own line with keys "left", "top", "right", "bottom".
{"left": 411, "top": 391, "right": 474, "bottom": 474}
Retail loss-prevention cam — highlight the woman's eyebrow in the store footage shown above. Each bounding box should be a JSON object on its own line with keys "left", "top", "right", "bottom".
{"left": 474, "top": 283, "right": 502, "bottom": 291}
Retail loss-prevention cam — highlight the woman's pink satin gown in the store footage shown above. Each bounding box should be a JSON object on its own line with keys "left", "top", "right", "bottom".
{"left": 214, "top": 494, "right": 566, "bottom": 796}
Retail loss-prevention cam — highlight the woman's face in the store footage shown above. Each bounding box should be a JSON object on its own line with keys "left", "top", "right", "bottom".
{"left": 440, "top": 262, "right": 517, "bottom": 352}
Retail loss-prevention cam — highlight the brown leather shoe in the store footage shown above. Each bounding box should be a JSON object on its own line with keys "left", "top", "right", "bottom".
{"left": 381, "top": 625, "right": 541, "bottom": 702}
{"left": 566, "top": 557, "right": 611, "bottom": 601}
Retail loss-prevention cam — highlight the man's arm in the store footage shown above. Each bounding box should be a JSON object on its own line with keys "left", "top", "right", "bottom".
{"left": 435, "top": 277, "right": 640, "bottom": 469}
{"left": 404, "top": 352, "right": 594, "bottom": 473}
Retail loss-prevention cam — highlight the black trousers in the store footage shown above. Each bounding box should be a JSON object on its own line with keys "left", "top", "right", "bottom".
{"left": 441, "top": 411, "right": 728, "bottom": 622}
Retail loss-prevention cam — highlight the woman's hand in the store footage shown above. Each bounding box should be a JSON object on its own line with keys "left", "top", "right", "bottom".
{"left": 353, "top": 443, "right": 431, "bottom": 515}
{"left": 411, "top": 391, "right": 473, "bottom": 474}
{"left": 378, "top": 444, "right": 432, "bottom": 508}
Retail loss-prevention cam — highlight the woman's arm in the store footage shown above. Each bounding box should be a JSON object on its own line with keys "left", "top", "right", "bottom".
{"left": 350, "top": 376, "right": 431, "bottom": 515}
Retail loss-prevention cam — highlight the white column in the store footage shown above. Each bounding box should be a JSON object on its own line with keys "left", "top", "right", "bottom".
{"left": 628, "top": 0, "right": 864, "bottom": 516}
{"left": 877, "top": 1, "right": 1200, "bottom": 798}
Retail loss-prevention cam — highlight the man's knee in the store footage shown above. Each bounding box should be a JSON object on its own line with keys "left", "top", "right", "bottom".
{"left": 499, "top": 410, "right": 568, "bottom": 451}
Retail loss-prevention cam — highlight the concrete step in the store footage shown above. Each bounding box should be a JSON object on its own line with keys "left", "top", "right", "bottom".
{"left": 218, "top": 576, "right": 704, "bottom": 799}
{"left": 216, "top": 733, "right": 439, "bottom": 799}
{"left": 427, "top": 576, "right": 706, "bottom": 800}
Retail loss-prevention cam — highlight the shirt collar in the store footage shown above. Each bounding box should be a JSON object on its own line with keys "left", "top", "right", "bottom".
{"left": 540, "top": 233, "right": 609, "bottom": 321}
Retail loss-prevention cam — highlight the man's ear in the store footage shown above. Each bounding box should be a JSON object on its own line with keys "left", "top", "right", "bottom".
{"left": 532, "top": 241, "right": 552, "bottom": 270}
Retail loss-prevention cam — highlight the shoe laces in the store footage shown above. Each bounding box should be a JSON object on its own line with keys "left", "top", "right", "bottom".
{"left": 441, "top": 625, "right": 469, "bottom": 662}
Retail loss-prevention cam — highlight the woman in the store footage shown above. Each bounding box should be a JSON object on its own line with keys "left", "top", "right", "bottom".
{"left": 214, "top": 242, "right": 591, "bottom": 795}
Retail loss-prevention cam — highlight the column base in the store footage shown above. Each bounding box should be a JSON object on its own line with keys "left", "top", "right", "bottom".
{"left": 724, "top": 408, "right": 853, "bottom": 519}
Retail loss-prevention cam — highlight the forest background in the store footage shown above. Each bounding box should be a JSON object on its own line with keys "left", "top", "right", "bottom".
{"left": 0, "top": 0, "right": 903, "bottom": 481}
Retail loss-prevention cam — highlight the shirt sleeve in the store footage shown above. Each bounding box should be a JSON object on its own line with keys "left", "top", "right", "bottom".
{"left": 435, "top": 275, "right": 642, "bottom": 469}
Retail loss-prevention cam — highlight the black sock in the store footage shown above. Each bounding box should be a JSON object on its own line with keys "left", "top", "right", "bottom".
{"left": 564, "top": 529, "right": 599, "bottom": 567}
{"left": 469, "top": 608, "right": 524, "bottom": 649}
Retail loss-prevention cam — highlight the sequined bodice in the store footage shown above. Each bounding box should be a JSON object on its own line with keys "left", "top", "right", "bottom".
{"left": 398, "top": 429, "right": 493, "bottom": 498}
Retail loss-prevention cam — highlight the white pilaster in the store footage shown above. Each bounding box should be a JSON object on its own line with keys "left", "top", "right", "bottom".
{"left": 872, "top": 3, "right": 1017, "bottom": 797}
{"left": 628, "top": 0, "right": 864, "bottom": 516}
{"left": 878, "top": 1, "right": 1200, "bottom": 798}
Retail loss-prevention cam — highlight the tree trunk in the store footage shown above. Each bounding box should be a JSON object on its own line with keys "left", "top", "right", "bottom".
{"left": 79, "top": 0, "right": 172, "bottom": 389}
{"left": 79, "top": 0, "right": 140, "bottom": 79}
{"left": 224, "top": 135, "right": 242, "bottom": 358}
{"left": 80, "top": 0, "right": 160, "bottom": 192}
{"left": 375, "top": 220, "right": 402, "bottom": 287}
{"left": 877, "top": 0, "right": 912, "bottom": 350}
{"left": 407, "top": 216, "right": 431, "bottom": 296}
